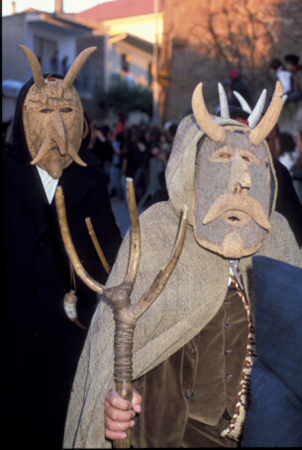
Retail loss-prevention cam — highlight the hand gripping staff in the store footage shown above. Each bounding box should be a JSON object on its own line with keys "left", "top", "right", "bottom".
{"left": 55, "top": 178, "right": 188, "bottom": 448}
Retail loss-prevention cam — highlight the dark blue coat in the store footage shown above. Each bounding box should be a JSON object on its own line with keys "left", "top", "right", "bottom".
{"left": 242, "top": 256, "right": 302, "bottom": 447}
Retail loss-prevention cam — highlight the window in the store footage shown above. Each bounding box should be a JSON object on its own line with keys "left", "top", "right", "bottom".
{"left": 121, "top": 53, "right": 130, "bottom": 72}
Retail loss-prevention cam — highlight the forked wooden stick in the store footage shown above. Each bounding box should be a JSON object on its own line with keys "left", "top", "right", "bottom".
{"left": 55, "top": 178, "right": 188, "bottom": 448}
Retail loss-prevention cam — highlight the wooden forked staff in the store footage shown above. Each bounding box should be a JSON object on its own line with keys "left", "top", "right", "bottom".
{"left": 55, "top": 178, "right": 188, "bottom": 448}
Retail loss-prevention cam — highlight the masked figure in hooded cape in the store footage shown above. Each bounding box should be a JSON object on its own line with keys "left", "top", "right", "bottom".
{"left": 3, "top": 46, "right": 122, "bottom": 448}
{"left": 63, "top": 81, "right": 302, "bottom": 448}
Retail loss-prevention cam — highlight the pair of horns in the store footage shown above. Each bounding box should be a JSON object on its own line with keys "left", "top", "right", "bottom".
{"left": 19, "top": 45, "right": 97, "bottom": 90}
{"left": 192, "top": 81, "right": 283, "bottom": 146}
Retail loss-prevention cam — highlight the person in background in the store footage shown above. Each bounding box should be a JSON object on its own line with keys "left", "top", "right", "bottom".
{"left": 291, "top": 131, "right": 302, "bottom": 205}
{"left": 61, "top": 55, "right": 69, "bottom": 76}
{"left": 113, "top": 112, "right": 126, "bottom": 138}
{"left": 226, "top": 69, "right": 252, "bottom": 107}
{"left": 269, "top": 58, "right": 292, "bottom": 95}
{"left": 50, "top": 49, "right": 59, "bottom": 72}
{"left": 284, "top": 54, "right": 302, "bottom": 103}
{"left": 88, "top": 121, "right": 114, "bottom": 179}
{"left": 266, "top": 125, "right": 302, "bottom": 248}
{"left": 138, "top": 125, "right": 166, "bottom": 208}
{"left": 277, "top": 131, "right": 300, "bottom": 171}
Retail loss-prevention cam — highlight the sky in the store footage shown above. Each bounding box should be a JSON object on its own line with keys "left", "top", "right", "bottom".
{"left": 2, "top": 0, "right": 117, "bottom": 16}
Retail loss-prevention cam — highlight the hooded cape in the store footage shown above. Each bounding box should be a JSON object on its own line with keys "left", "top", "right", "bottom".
{"left": 64, "top": 114, "right": 302, "bottom": 448}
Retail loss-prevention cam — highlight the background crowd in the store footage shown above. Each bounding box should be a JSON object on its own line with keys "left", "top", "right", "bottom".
{"left": 87, "top": 118, "right": 178, "bottom": 209}
{"left": 86, "top": 107, "right": 302, "bottom": 217}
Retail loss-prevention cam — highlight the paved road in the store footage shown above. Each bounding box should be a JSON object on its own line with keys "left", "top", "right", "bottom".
{"left": 110, "top": 198, "right": 131, "bottom": 238}
{"left": 110, "top": 196, "right": 148, "bottom": 238}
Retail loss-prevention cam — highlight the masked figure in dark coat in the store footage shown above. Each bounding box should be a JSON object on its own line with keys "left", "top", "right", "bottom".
{"left": 3, "top": 46, "right": 122, "bottom": 448}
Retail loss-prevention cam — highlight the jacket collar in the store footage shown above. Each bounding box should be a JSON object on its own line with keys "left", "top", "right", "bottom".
{"left": 4, "top": 147, "right": 100, "bottom": 236}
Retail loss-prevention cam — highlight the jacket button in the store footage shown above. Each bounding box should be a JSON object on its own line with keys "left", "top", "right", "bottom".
{"left": 29, "top": 332, "right": 41, "bottom": 339}
{"left": 225, "top": 348, "right": 232, "bottom": 355}
{"left": 60, "top": 332, "right": 69, "bottom": 338}
{"left": 185, "top": 390, "right": 194, "bottom": 399}
{"left": 31, "top": 286, "right": 41, "bottom": 293}
{"left": 225, "top": 323, "right": 231, "bottom": 330}
{"left": 225, "top": 373, "right": 233, "bottom": 381}
{"left": 191, "top": 348, "right": 197, "bottom": 356}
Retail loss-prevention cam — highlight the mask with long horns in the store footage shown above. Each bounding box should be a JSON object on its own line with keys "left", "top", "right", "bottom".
{"left": 20, "top": 45, "right": 96, "bottom": 178}
{"left": 192, "top": 81, "right": 283, "bottom": 258}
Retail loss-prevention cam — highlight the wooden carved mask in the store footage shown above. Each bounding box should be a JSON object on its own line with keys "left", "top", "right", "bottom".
{"left": 192, "top": 82, "right": 283, "bottom": 258}
{"left": 20, "top": 45, "right": 96, "bottom": 179}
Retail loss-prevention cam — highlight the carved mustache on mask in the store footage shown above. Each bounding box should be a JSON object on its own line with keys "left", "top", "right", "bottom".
{"left": 29, "top": 109, "right": 88, "bottom": 168}
{"left": 203, "top": 193, "right": 270, "bottom": 230}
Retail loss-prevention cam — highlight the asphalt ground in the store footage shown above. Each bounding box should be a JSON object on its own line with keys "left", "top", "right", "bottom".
{"left": 110, "top": 193, "right": 150, "bottom": 238}
{"left": 110, "top": 197, "right": 131, "bottom": 238}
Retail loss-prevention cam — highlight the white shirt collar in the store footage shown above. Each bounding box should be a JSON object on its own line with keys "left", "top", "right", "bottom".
{"left": 36, "top": 165, "right": 59, "bottom": 204}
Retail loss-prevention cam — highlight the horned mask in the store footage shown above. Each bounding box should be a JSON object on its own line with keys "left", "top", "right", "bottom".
{"left": 192, "top": 81, "right": 283, "bottom": 259}
{"left": 20, "top": 45, "right": 96, "bottom": 179}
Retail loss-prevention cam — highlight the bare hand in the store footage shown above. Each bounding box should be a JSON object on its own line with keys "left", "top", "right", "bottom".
{"left": 104, "top": 388, "right": 142, "bottom": 441}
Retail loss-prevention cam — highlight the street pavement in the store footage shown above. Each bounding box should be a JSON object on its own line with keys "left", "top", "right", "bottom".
{"left": 110, "top": 197, "right": 146, "bottom": 238}
{"left": 110, "top": 197, "right": 131, "bottom": 238}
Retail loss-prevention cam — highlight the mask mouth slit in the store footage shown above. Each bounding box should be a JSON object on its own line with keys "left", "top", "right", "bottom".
{"left": 228, "top": 216, "right": 240, "bottom": 222}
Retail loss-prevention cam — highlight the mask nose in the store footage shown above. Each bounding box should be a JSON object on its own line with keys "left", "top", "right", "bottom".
{"left": 51, "top": 110, "right": 68, "bottom": 155}
{"left": 229, "top": 151, "right": 252, "bottom": 194}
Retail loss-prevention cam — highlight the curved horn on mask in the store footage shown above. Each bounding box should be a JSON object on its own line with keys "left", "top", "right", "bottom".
{"left": 62, "top": 47, "right": 97, "bottom": 90}
{"left": 68, "top": 145, "right": 87, "bottom": 167}
{"left": 218, "top": 83, "right": 230, "bottom": 119}
{"left": 192, "top": 83, "right": 225, "bottom": 142}
{"left": 30, "top": 140, "right": 52, "bottom": 166}
{"left": 248, "top": 89, "right": 267, "bottom": 128}
{"left": 249, "top": 81, "right": 283, "bottom": 146}
{"left": 19, "top": 45, "right": 45, "bottom": 89}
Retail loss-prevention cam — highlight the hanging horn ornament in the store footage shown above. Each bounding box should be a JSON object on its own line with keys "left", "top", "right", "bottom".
{"left": 19, "top": 45, "right": 46, "bottom": 89}
{"left": 63, "top": 290, "right": 87, "bottom": 330}
{"left": 249, "top": 81, "right": 283, "bottom": 146}
{"left": 232, "top": 89, "right": 267, "bottom": 128}
{"left": 248, "top": 89, "right": 267, "bottom": 128}
{"left": 55, "top": 178, "right": 188, "bottom": 448}
{"left": 233, "top": 91, "right": 252, "bottom": 114}
{"left": 218, "top": 82, "right": 230, "bottom": 119}
{"left": 62, "top": 46, "right": 97, "bottom": 89}
{"left": 192, "top": 82, "right": 225, "bottom": 142}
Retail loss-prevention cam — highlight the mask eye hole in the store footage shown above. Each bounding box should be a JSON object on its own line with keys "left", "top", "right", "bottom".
{"left": 219, "top": 152, "right": 232, "bottom": 160}
{"left": 60, "top": 107, "right": 73, "bottom": 113}
{"left": 40, "top": 108, "right": 54, "bottom": 114}
{"left": 210, "top": 147, "right": 233, "bottom": 162}
{"left": 238, "top": 150, "right": 261, "bottom": 166}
